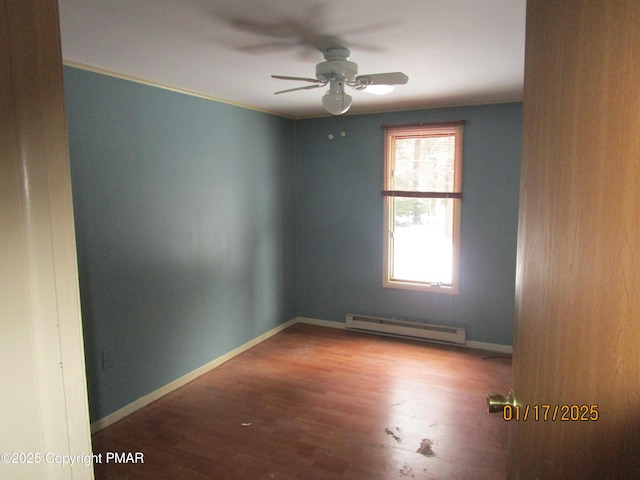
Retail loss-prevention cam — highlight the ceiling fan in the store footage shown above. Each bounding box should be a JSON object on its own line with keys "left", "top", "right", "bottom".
{"left": 272, "top": 47, "right": 409, "bottom": 115}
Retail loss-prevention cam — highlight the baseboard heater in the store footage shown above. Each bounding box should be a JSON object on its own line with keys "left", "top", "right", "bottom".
{"left": 345, "top": 313, "right": 466, "bottom": 346}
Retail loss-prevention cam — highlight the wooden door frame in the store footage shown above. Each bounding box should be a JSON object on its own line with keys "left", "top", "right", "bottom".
{"left": 1, "top": 0, "right": 93, "bottom": 478}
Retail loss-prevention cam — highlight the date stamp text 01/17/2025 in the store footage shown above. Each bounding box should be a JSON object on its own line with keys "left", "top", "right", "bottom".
{"left": 503, "top": 404, "right": 599, "bottom": 422}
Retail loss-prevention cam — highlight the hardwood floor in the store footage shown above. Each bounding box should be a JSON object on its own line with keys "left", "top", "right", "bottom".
{"left": 91, "top": 323, "right": 512, "bottom": 479}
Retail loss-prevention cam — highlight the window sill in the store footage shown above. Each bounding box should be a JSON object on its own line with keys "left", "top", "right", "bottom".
{"left": 383, "top": 279, "right": 459, "bottom": 295}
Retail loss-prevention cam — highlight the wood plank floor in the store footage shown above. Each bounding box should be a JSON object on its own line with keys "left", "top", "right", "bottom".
{"left": 91, "top": 324, "right": 512, "bottom": 479}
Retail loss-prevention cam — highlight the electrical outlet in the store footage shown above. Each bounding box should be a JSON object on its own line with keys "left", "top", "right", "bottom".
{"left": 101, "top": 348, "right": 114, "bottom": 370}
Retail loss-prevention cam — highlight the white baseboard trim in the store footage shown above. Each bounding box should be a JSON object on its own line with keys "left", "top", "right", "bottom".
{"left": 91, "top": 315, "right": 511, "bottom": 432}
{"left": 90, "top": 318, "right": 297, "bottom": 433}
{"left": 466, "top": 340, "right": 513, "bottom": 354}
{"left": 294, "top": 316, "right": 346, "bottom": 329}
{"left": 296, "top": 316, "right": 512, "bottom": 354}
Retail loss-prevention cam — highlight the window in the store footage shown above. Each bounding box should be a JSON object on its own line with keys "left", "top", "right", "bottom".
{"left": 383, "top": 121, "right": 464, "bottom": 294}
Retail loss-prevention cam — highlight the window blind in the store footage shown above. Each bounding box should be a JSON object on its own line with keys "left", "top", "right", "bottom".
{"left": 383, "top": 122, "right": 464, "bottom": 198}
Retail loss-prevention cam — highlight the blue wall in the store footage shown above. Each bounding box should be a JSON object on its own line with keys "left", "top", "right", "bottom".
{"left": 64, "top": 67, "right": 297, "bottom": 421}
{"left": 295, "top": 104, "right": 522, "bottom": 346}
{"left": 65, "top": 66, "right": 521, "bottom": 421}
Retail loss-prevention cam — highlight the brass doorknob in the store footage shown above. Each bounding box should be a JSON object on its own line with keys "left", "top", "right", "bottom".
{"left": 487, "top": 389, "right": 516, "bottom": 413}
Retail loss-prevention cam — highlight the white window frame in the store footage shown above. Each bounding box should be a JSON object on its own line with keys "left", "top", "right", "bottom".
{"left": 382, "top": 122, "right": 464, "bottom": 294}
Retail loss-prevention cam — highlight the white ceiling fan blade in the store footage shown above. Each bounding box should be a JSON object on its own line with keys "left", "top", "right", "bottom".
{"left": 274, "top": 83, "right": 326, "bottom": 95}
{"left": 272, "top": 74, "right": 321, "bottom": 83}
{"left": 355, "top": 72, "right": 409, "bottom": 86}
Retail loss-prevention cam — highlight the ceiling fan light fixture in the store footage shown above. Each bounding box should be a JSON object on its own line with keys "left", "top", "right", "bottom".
{"left": 322, "top": 92, "right": 352, "bottom": 115}
{"left": 363, "top": 84, "right": 395, "bottom": 95}
{"left": 322, "top": 78, "right": 352, "bottom": 115}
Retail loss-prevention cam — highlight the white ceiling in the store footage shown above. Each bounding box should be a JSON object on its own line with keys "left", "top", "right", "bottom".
{"left": 58, "top": 0, "right": 526, "bottom": 119}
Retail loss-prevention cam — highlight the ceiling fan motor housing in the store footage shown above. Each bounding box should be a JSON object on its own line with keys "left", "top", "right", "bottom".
{"left": 316, "top": 47, "right": 358, "bottom": 82}
{"left": 316, "top": 59, "right": 357, "bottom": 82}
